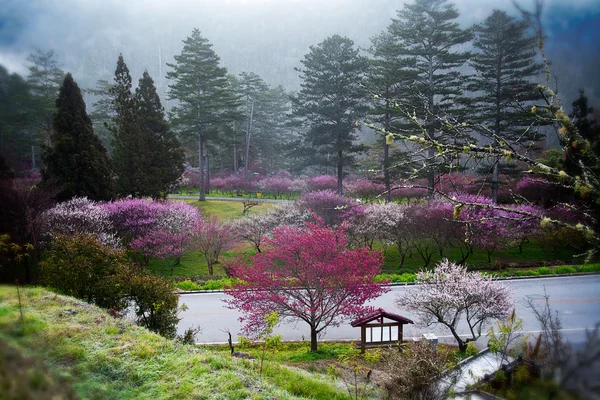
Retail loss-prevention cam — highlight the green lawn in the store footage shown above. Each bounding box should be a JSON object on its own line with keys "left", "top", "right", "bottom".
{"left": 185, "top": 199, "right": 275, "bottom": 221}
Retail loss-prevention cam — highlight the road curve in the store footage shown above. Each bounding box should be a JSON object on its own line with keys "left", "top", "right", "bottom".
{"left": 178, "top": 275, "right": 600, "bottom": 347}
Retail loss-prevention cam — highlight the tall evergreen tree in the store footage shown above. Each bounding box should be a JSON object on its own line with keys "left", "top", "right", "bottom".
{"left": 0, "top": 66, "right": 35, "bottom": 169}
{"left": 388, "top": 0, "right": 473, "bottom": 196}
{"left": 42, "top": 73, "right": 114, "bottom": 201}
{"left": 470, "top": 10, "right": 543, "bottom": 203}
{"left": 26, "top": 50, "right": 65, "bottom": 147}
{"left": 292, "top": 34, "right": 368, "bottom": 195}
{"left": 110, "top": 54, "right": 147, "bottom": 197}
{"left": 563, "top": 89, "right": 600, "bottom": 177}
{"left": 167, "top": 29, "right": 241, "bottom": 201}
{"left": 135, "top": 71, "right": 184, "bottom": 198}
{"left": 367, "top": 32, "right": 417, "bottom": 202}
{"left": 88, "top": 79, "right": 116, "bottom": 153}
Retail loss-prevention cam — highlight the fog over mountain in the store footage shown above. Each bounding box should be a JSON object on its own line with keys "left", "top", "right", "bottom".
{"left": 1, "top": 0, "right": 599, "bottom": 106}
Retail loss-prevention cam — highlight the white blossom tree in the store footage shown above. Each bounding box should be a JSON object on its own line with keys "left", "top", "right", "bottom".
{"left": 397, "top": 259, "right": 513, "bottom": 352}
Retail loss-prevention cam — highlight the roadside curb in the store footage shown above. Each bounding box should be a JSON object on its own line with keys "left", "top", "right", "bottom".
{"left": 176, "top": 271, "right": 600, "bottom": 295}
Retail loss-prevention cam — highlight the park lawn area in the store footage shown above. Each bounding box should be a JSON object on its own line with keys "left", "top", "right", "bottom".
{"left": 0, "top": 285, "right": 353, "bottom": 400}
{"left": 379, "top": 240, "right": 580, "bottom": 274}
{"left": 184, "top": 199, "right": 275, "bottom": 221}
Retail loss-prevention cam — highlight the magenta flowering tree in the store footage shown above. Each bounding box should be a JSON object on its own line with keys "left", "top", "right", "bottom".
{"left": 347, "top": 178, "right": 385, "bottom": 200}
{"left": 256, "top": 176, "right": 293, "bottom": 198}
{"left": 39, "top": 197, "right": 120, "bottom": 248}
{"left": 397, "top": 259, "right": 513, "bottom": 352}
{"left": 225, "top": 222, "right": 388, "bottom": 351}
{"left": 296, "top": 190, "right": 358, "bottom": 226}
{"left": 130, "top": 230, "right": 191, "bottom": 275}
{"left": 308, "top": 175, "right": 338, "bottom": 191}
{"left": 190, "top": 219, "right": 237, "bottom": 275}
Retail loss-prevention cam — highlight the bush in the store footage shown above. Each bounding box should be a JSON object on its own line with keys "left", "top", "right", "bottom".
{"left": 553, "top": 266, "right": 577, "bottom": 274}
{"left": 536, "top": 267, "right": 552, "bottom": 275}
{"left": 514, "top": 269, "right": 539, "bottom": 277}
{"left": 200, "top": 278, "right": 236, "bottom": 290}
{"left": 40, "top": 234, "right": 129, "bottom": 310}
{"left": 174, "top": 280, "right": 201, "bottom": 291}
{"left": 580, "top": 264, "right": 600, "bottom": 273}
{"left": 127, "top": 270, "right": 180, "bottom": 339}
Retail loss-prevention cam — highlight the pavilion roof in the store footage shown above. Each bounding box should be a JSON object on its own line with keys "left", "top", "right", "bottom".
{"left": 350, "top": 308, "right": 414, "bottom": 327}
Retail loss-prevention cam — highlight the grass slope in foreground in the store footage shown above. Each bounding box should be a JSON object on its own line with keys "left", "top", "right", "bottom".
{"left": 0, "top": 285, "right": 352, "bottom": 400}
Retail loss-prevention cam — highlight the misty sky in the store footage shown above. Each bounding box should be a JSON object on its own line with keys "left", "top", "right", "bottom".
{"left": 1, "top": 0, "right": 599, "bottom": 104}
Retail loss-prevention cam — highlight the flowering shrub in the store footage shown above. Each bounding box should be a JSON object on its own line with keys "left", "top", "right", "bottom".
{"left": 39, "top": 197, "right": 120, "bottom": 248}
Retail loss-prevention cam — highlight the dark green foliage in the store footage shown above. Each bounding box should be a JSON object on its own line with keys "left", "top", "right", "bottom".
{"left": 0, "top": 338, "right": 78, "bottom": 400}
{"left": 0, "top": 66, "right": 36, "bottom": 170}
{"left": 135, "top": 71, "right": 184, "bottom": 198}
{"left": 562, "top": 89, "right": 600, "bottom": 177}
{"left": 387, "top": 0, "right": 473, "bottom": 194}
{"left": 167, "top": 29, "right": 241, "bottom": 200}
{"left": 41, "top": 73, "right": 114, "bottom": 201}
{"left": 110, "top": 55, "right": 148, "bottom": 197}
{"left": 127, "top": 270, "right": 180, "bottom": 339}
{"left": 292, "top": 35, "right": 368, "bottom": 195}
{"left": 470, "top": 10, "right": 543, "bottom": 202}
{"left": 40, "top": 234, "right": 129, "bottom": 310}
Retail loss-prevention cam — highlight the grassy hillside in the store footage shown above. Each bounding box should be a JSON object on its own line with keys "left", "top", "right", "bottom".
{"left": 0, "top": 285, "right": 353, "bottom": 399}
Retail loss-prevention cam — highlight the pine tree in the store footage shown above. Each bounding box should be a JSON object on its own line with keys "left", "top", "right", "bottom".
{"left": 110, "top": 54, "right": 148, "bottom": 197}
{"left": 292, "top": 34, "right": 368, "bottom": 195}
{"left": 470, "top": 10, "right": 543, "bottom": 203}
{"left": 563, "top": 89, "right": 600, "bottom": 177}
{"left": 135, "top": 71, "right": 184, "bottom": 198}
{"left": 387, "top": 0, "right": 473, "bottom": 196}
{"left": 26, "top": 50, "right": 65, "bottom": 145}
{"left": 88, "top": 79, "right": 116, "bottom": 153}
{"left": 42, "top": 73, "right": 114, "bottom": 201}
{"left": 167, "top": 29, "right": 241, "bottom": 201}
{"left": 367, "top": 32, "right": 417, "bottom": 202}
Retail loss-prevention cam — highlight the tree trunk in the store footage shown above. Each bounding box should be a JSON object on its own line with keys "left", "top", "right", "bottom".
{"left": 244, "top": 100, "right": 254, "bottom": 182}
{"left": 199, "top": 136, "right": 206, "bottom": 201}
{"left": 384, "top": 141, "right": 391, "bottom": 203}
{"left": 206, "top": 151, "right": 210, "bottom": 194}
{"left": 310, "top": 328, "right": 318, "bottom": 352}
{"left": 491, "top": 160, "right": 499, "bottom": 204}
{"left": 337, "top": 148, "right": 343, "bottom": 196}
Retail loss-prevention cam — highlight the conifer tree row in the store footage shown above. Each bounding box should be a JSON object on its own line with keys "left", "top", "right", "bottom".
{"left": 110, "top": 55, "right": 183, "bottom": 198}
{"left": 42, "top": 73, "right": 114, "bottom": 201}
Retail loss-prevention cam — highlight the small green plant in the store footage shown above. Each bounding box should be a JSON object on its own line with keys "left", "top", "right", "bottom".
{"left": 258, "top": 311, "right": 280, "bottom": 380}
{"left": 553, "top": 266, "right": 577, "bottom": 274}
{"left": 174, "top": 280, "right": 201, "bottom": 291}
{"left": 537, "top": 266, "right": 552, "bottom": 275}
{"left": 580, "top": 263, "right": 600, "bottom": 273}
{"left": 363, "top": 348, "right": 381, "bottom": 364}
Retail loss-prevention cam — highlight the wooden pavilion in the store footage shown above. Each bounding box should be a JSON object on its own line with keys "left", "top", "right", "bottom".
{"left": 350, "top": 308, "right": 414, "bottom": 353}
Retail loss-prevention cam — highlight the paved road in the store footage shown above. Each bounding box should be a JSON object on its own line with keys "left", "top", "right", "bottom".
{"left": 178, "top": 275, "right": 600, "bottom": 347}
{"left": 169, "top": 194, "right": 292, "bottom": 203}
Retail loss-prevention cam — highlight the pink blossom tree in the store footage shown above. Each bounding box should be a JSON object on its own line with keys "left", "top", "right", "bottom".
{"left": 129, "top": 230, "right": 191, "bottom": 275}
{"left": 397, "top": 259, "right": 513, "bottom": 352}
{"left": 190, "top": 219, "right": 237, "bottom": 275}
{"left": 39, "top": 197, "right": 120, "bottom": 248}
{"left": 225, "top": 222, "right": 388, "bottom": 351}
{"left": 296, "top": 190, "right": 358, "bottom": 227}
{"left": 231, "top": 213, "right": 275, "bottom": 253}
